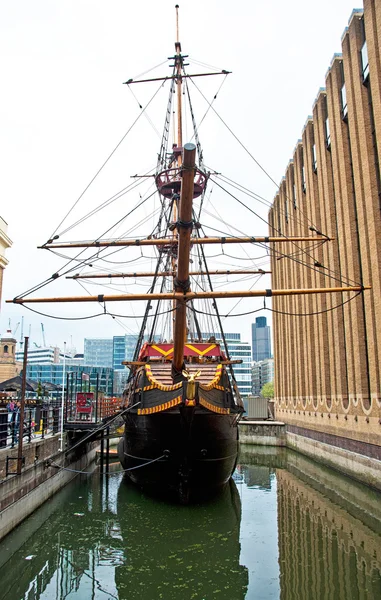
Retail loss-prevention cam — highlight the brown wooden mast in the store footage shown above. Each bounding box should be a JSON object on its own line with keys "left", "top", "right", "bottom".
{"left": 8, "top": 286, "right": 370, "bottom": 305}
{"left": 175, "top": 3, "right": 183, "bottom": 154}
{"left": 40, "top": 235, "right": 329, "bottom": 249}
{"left": 172, "top": 143, "right": 196, "bottom": 373}
{"left": 67, "top": 269, "right": 271, "bottom": 279}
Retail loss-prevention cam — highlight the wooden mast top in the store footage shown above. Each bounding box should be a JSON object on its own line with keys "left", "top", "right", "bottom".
{"left": 175, "top": 3, "right": 182, "bottom": 153}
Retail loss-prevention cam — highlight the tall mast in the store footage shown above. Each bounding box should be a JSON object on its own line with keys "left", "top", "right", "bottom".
{"left": 171, "top": 4, "right": 184, "bottom": 338}
{"left": 175, "top": 4, "right": 183, "bottom": 153}
{"left": 172, "top": 143, "right": 196, "bottom": 375}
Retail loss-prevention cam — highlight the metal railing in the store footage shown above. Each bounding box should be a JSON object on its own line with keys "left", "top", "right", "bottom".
{"left": 0, "top": 404, "right": 61, "bottom": 450}
{"left": 65, "top": 396, "right": 121, "bottom": 424}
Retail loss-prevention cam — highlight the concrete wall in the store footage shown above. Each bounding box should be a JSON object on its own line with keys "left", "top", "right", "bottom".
{"left": 239, "top": 420, "right": 380, "bottom": 491}
{"left": 0, "top": 434, "right": 98, "bottom": 540}
{"left": 239, "top": 421, "right": 286, "bottom": 446}
{"left": 269, "top": 1, "right": 380, "bottom": 470}
{"left": 286, "top": 429, "right": 381, "bottom": 491}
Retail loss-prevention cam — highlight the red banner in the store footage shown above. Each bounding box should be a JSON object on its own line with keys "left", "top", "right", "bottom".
{"left": 139, "top": 342, "right": 225, "bottom": 360}
{"left": 76, "top": 392, "right": 94, "bottom": 414}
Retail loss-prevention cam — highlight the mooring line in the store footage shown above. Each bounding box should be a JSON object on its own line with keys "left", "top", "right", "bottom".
{"left": 48, "top": 453, "right": 166, "bottom": 476}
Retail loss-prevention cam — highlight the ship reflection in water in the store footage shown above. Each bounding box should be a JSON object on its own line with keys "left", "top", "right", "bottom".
{"left": 0, "top": 448, "right": 380, "bottom": 599}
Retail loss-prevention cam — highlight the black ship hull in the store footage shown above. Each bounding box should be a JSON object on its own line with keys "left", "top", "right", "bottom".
{"left": 118, "top": 408, "right": 239, "bottom": 503}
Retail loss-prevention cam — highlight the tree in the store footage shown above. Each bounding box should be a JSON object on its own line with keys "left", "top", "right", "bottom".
{"left": 260, "top": 381, "right": 274, "bottom": 398}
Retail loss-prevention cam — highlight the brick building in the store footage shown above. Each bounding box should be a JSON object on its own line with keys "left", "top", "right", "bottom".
{"left": 0, "top": 217, "right": 12, "bottom": 306}
{"left": 269, "top": 0, "right": 380, "bottom": 488}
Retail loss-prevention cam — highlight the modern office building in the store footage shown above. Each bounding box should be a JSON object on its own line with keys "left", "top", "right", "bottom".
{"left": 202, "top": 332, "right": 252, "bottom": 397}
{"left": 15, "top": 346, "right": 71, "bottom": 365}
{"left": 25, "top": 363, "right": 114, "bottom": 396}
{"left": 269, "top": 1, "right": 381, "bottom": 487}
{"left": 252, "top": 358, "right": 274, "bottom": 396}
{"left": 113, "top": 335, "right": 139, "bottom": 370}
{"left": 84, "top": 335, "right": 140, "bottom": 371}
{"left": 113, "top": 335, "right": 139, "bottom": 394}
{"left": 84, "top": 338, "right": 113, "bottom": 368}
{"left": 251, "top": 317, "right": 272, "bottom": 362}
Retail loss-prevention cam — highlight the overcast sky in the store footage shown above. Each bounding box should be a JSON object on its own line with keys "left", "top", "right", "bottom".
{"left": 0, "top": 0, "right": 361, "bottom": 354}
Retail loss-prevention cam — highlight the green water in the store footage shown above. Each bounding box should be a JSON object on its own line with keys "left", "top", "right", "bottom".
{"left": 0, "top": 447, "right": 380, "bottom": 600}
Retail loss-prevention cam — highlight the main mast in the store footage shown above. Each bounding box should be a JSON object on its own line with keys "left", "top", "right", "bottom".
{"left": 172, "top": 143, "right": 196, "bottom": 375}
{"left": 171, "top": 5, "right": 196, "bottom": 377}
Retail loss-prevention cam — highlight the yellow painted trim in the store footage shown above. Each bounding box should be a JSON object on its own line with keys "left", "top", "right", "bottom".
{"left": 185, "top": 343, "right": 217, "bottom": 356}
{"left": 144, "top": 365, "right": 183, "bottom": 391}
{"left": 199, "top": 364, "right": 223, "bottom": 391}
{"left": 150, "top": 345, "right": 174, "bottom": 357}
{"left": 199, "top": 396, "right": 230, "bottom": 414}
{"left": 137, "top": 395, "right": 182, "bottom": 415}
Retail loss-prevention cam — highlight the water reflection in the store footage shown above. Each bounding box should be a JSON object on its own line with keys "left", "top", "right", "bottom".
{"left": 115, "top": 478, "right": 248, "bottom": 599}
{"left": 0, "top": 469, "right": 248, "bottom": 600}
{"left": 0, "top": 449, "right": 380, "bottom": 599}
{"left": 277, "top": 451, "right": 381, "bottom": 600}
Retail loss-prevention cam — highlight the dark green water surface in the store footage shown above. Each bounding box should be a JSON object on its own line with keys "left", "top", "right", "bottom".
{"left": 0, "top": 447, "right": 380, "bottom": 600}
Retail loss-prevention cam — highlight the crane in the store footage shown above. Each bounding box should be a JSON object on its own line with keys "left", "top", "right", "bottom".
{"left": 19, "top": 316, "right": 24, "bottom": 350}
{"left": 6, "top": 319, "right": 20, "bottom": 337}
{"left": 41, "top": 323, "right": 46, "bottom": 347}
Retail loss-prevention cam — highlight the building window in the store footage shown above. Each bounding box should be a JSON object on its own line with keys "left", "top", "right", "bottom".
{"left": 312, "top": 144, "right": 317, "bottom": 173}
{"left": 339, "top": 61, "right": 348, "bottom": 122}
{"left": 284, "top": 191, "right": 288, "bottom": 224}
{"left": 325, "top": 117, "right": 331, "bottom": 150}
{"left": 361, "top": 41, "right": 369, "bottom": 83}
{"left": 301, "top": 164, "right": 306, "bottom": 194}
{"left": 290, "top": 165, "right": 297, "bottom": 209}
{"left": 341, "top": 84, "right": 348, "bottom": 121}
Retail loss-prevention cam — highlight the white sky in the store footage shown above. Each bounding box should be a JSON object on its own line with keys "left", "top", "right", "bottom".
{"left": 0, "top": 0, "right": 361, "bottom": 353}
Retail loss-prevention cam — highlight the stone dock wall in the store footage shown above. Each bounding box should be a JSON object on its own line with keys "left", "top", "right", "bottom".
{"left": 239, "top": 420, "right": 381, "bottom": 492}
{"left": 0, "top": 434, "right": 98, "bottom": 540}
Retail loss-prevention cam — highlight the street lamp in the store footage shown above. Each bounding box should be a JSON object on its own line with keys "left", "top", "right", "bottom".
{"left": 59, "top": 341, "right": 66, "bottom": 452}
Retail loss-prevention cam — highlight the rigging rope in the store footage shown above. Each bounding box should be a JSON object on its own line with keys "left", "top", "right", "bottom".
{"left": 208, "top": 176, "right": 360, "bottom": 287}
{"left": 187, "top": 290, "right": 362, "bottom": 318}
{"left": 49, "top": 80, "right": 166, "bottom": 240}
{"left": 15, "top": 189, "right": 158, "bottom": 300}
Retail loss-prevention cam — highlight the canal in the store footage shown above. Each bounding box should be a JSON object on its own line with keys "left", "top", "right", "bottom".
{"left": 0, "top": 447, "right": 380, "bottom": 600}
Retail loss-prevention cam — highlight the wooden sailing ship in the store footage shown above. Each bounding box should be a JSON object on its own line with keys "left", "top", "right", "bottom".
{"left": 8, "top": 7, "right": 369, "bottom": 502}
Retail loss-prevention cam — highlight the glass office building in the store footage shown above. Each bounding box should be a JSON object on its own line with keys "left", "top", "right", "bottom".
{"left": 202, "top": 332, "right": 252, "bottom": 397}
{"left": 84, "top": 339, "right": 113, "bottom": 368}
{"left": 252, "top": 358, "right": 274, "bottom": 396}
{"left": 15, "top": 346, "right": 70, "bottom": 365}
{"left": 113, "top": 335, "right": 139, "bottom": 370}
{"left": 25, "top": 363, "right": 114, "bottom": 396}
{"left": 113, "top": 335, "right": 139, "bottom": 395}
{"left": 251, "top": 317, "right": 272, "bottom": 362}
